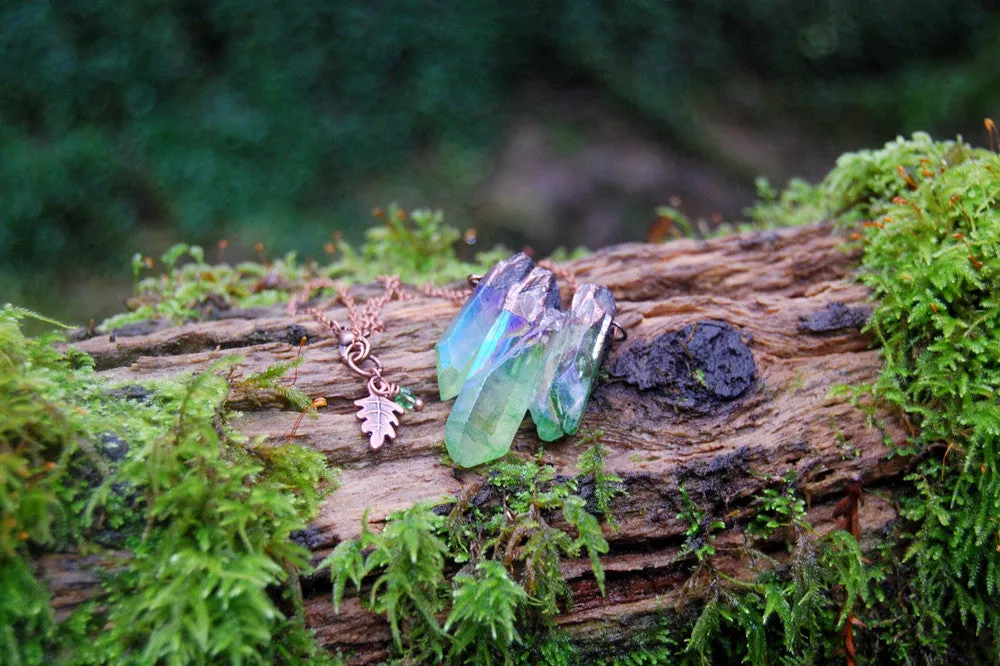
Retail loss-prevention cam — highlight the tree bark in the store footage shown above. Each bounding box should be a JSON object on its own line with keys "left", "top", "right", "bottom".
{"left": 49, "top": 223, "right": 908, "bottom": 662}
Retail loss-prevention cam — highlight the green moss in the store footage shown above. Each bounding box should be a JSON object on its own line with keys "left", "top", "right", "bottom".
{"left": 103, "top": 204, "right": 507, "bottom": 331}
{"left": 606, "top": 483, "right": 876, "bottom": 666}
{"left": 0, "top": 309, "right": 338, "bottom": 664}
{"left": 322, "top": 449, "right": 621, "bottom": 664}
{"left": 0, "top": 305, "right": 107, "bottom": 664}
{"left": 327, "top": 205, "right": 506, "bottom": 284}
{"left": 8, "top": 129, "right": 1000, "bottom": 663}
{"left": 447, "top": 560, "right": 529, "bottom": 665}
{"left": 232, "top": 358, "right": 313, "bottom": 412}
{"left": 745, "top": 472, "right": 809, "bottom": 542}
{"left": 79, "top": 362, "right": 339, "bottom": 665}
{"left": 742, "top": 131, "right": 1000, "bottom": 662}
{"left": 576, "top": 430, "right": 625, "bottom": 529}
{"left": 619, "top": 131, "right": 1000, "bottom": 664}
{"left": 748, "top": 131, "right": 978, "bottom": 228}
{"left": 607, "top": 622, "right": 682, "bottom": 666}
{"left": 853, "top": 139, "right": 999, "bottom": 660}
{"left": 674, "top": 485, "right": 726, "bottom": 565}
{"left": 512, "top": 630, "right": 580, "bottom": 666}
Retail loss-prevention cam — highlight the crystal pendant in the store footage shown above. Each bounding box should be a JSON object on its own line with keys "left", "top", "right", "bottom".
{"left": 443, "top": 267, "right": 561, "bottom": 467}
{"left": 435, "top": 253, "right": 534, "bottom": 400}
{"left": 529, "top": 284, "right": 616, "bottom": 441}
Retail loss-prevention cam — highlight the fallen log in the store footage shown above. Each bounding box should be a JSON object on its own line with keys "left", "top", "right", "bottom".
{"left": 51, "top": 222, "right": 907, "bottom": 662}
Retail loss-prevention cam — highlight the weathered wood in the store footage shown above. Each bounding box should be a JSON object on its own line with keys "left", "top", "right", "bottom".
{"left": 53, "top": 223, "right": 908, "bottom": 662}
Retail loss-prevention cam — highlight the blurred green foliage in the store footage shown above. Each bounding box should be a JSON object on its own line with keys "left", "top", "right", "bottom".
{"left": 2, "top": 0, "right": 998, "bottom": 313}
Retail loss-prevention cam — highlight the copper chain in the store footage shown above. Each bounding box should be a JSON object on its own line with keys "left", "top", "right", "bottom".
{"left": 297, "top": 263, "right": 625, "bottom": 453}
{"left": 303, "top": 265, "right": 585, "bottom": 397}
{"left": 306, "top": 277, "right": 394, "bottom": 397}
{"left": 305, "top": 275, "right": 472, "bottom": 400}
{"left": 336, "top": 276, "right": 410, "bottom": 339}
{"left": 420, "top": 281, "right": 473, "bottom": 305}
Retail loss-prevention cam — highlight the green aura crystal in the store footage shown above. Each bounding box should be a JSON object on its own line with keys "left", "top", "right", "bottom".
{"left": 529, "top": 284, "right": 616, "bottom": 441}
{"left": 435, "top": 253, "right": 534, "bottom": 400}
{"left": 444, "top": 267, "right": 561, "bottom": 467}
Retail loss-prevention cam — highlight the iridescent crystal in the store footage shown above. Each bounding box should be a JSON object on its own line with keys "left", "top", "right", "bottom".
{"left": 529, "top": 284, "right": 616, "bottom": 441}
{"left": 443, "top": 267, "right": 562, "bottom": 467}
{"left": 435, "top": 253, "right": 534, "bottom": 400}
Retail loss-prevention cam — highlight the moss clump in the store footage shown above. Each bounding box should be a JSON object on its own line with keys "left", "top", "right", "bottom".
{"left": 604, "top": 131, "right": 998, "bottom": 665}
{"left": 8, "top": 130, "right": 999, "bottom": 664}
{"left": 748, "top": 131, "right": 1000, "bottom": 662}
{"left": 748, "top": 131, "right": 978, "bottom": 228}
{"left": 1, "top": 305, "right": 107, "bottom": 663}
{"left": 483, "top": 480, "right": 876, "bottom": 666}
{"left": 322, "top": 444, "right": 623, "bottom": 664}
{"left": 0, "top": 308, "right": 339, "bottom": 664}
{"left": 83, "top": 364, "right": 337, "bottom": 665}
{"left": 665, "top": 483, "right": 875, "bottom": 665}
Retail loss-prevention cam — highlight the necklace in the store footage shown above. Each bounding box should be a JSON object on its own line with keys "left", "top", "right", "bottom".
{"left": 299, "top": 258, "right": 619, "bottom": 458}
{"left": 304, "top": 276, "right": 470, "bottom": 450}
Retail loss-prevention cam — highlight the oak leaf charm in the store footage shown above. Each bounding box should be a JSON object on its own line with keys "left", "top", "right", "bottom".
{"left": 354, "top": 394, "right": 405, "bottom": 450}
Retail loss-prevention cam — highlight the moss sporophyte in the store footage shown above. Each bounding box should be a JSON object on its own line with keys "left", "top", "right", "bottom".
{"left": 8, "top": 128, "right": 1000, "bottom": 664}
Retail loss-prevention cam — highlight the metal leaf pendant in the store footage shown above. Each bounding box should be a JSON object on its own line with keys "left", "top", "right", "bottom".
{"left": 354, "top": 392, "right": 405, "bottom": 450}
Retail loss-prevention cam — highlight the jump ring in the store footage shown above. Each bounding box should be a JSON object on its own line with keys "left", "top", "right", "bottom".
{"left": 347, "top": 355, "right": 382, "bottom": 378}
{"left": 341, "top": 337, "right": 370, "bottom": 361}
{"left": 611, "top": 321, "right": 628, "bottom": 342}
{"left": 368, "top": 374, "right": 397, "bottom": 397}
{"left": 342, "top": 338, "right": 383, "bottom": 377}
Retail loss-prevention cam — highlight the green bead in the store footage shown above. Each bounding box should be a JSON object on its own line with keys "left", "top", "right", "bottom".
{"left": 394, "top": 386, "right": 417, "bottom": 409}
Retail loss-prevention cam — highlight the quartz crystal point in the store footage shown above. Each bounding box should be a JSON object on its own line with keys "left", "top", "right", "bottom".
{"left": 530, "top": 284, "right": 616, "bottom": 441}
{"left": 435, "top": 253, "right": 534, "bottom": 400}
{"left": 444, "top": 267, "right": 562, "bottom": 467}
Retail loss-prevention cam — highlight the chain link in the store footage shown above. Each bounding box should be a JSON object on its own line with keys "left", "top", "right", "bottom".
{"left": 420, "top": 281, "right": 472, "bottom": 305}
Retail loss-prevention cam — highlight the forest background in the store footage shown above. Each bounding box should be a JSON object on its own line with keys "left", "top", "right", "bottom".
{"left": 3, "top": 0, "right": 998, "bottom": 323}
